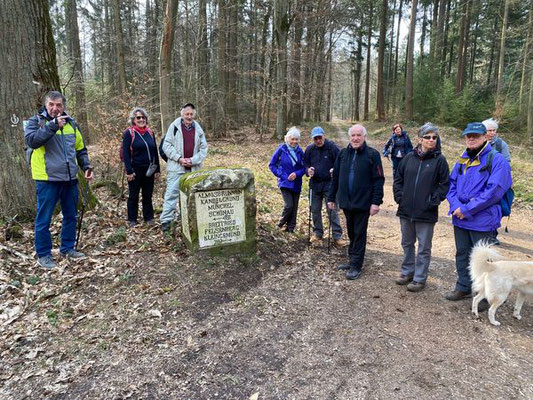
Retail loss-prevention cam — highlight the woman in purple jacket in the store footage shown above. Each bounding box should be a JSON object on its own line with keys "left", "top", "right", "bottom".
{"left": 269, "top": 127, "right": 306, "bottom": 233}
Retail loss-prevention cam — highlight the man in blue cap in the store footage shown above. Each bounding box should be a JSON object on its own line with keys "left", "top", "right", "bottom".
{"left": 446, "top": 122, "right": 512, "bottom": 304}
{"left": 304, "top": 126, "right": 347, "bottom": 247}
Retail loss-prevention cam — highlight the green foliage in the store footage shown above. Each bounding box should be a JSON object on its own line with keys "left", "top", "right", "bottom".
{"left": 46, "top": 309, "right": 58, "bottom": 326}
{"left": 105, "top": 227, "right": 127, "bottom": 245}
{"left": 26, "top": 275, "right": 40, "bottom": 286}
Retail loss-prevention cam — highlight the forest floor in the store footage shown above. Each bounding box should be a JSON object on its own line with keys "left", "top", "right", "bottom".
{"left": 1, "top": 121, "right": 532, "bottom": 399}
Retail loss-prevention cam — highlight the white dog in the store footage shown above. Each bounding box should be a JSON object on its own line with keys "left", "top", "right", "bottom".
{"left": 469, "top": 240, "right": 533, "bottom": 326}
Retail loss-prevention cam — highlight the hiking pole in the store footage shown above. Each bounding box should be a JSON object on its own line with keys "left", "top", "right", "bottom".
{"left": 76, "top": 179, "right": 90, "bottom": 249}
{"left": 327, "top": 208, "right": 331, "bottom": 254}
{"left": 308, "top": 184, "right": 312, "bottom": 248}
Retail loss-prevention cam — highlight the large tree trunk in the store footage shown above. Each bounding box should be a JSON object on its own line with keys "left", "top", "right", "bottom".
{"left": 65, "top": 0, "right": 89, "bottom": 143}
{"left": 364, "top": 3, "right": 373, "bottom": 121}
{"left": 214, "top": 0, "right": 227, "bottom": 137}
{"left": 288, "top": 4, "right": 303, "bottom": 125}
{"left": 355, "top": 26, "right": 363, "bottom": 121}
{"left": 376, "top": 0, "right": 387, "bottom": 121}
{"left": 528, "top": 61, "right": 533, "bottom": 141}
{"left": 0, "top": 0, "right": 60, "bottom": 218}
{"left": 226, "top": 0, "right": 238, "bottom": 125}
{"left": 159, "top": 0, "right": 178, "bottom": 133}
{"left": 393, "top": 0, "right": 403, "bottom": 113}
{"left": 113, "top": 0, "right": 127, "bottom": 94}
{"left": 405, "top": 0, "right": 418, "bottom": 120}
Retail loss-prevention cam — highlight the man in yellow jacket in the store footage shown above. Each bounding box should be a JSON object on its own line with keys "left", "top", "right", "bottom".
{"left": 25, "top": 91, "right": 94, "bottom": 268}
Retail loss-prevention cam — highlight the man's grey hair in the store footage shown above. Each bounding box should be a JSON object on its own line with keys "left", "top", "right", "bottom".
{"left": 482, "top": 118, "right": 498, "bottom": 131}
{"left": 418, "top": 122, "right": 439, "bottom": 138}
{"left": 284, "top": 127, "right": 301, "bottom": 144}
{"left": 43, "top": 91, "right": 67, "bottom": 108}
{"left": 129, "top": 107, "right": 150, "bottom": 125}
{"left": 180, "top": 105, "right": 197, "bottom": 118}
{"left": 349, "top": 124, "right": 367, "bottom": 137}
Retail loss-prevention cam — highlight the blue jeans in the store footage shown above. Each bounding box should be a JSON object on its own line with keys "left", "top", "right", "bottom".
{"left": 35, "top": 181, "right": 78, "bottom": 257}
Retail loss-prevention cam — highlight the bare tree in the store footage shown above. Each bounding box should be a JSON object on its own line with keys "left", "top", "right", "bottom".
{"left": 376, "top": 0, "right": 388, "bottom": 121}
{"left": 405, "top": 0, "right": 418, "bottom": 120}
{"left": 160, "top": 0, "right": 178, "bottom": 132}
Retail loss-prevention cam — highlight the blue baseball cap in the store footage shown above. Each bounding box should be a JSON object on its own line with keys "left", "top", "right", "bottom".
{"left": 462, "top": 122, "right": 486, "bottom": 136}
{"left": 311, "top": 126, "right": 325, "bottom": 138}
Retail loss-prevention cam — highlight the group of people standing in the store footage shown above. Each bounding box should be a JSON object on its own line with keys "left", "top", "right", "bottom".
{"left": 268, "top": 119, "right": 513, "bottom": 307}
{"left": 25, "top": 90, "right": 514, "bottom": 310}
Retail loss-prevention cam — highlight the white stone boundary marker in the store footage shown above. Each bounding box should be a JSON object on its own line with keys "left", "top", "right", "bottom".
{"left": 179, "top": 168, "right": 256, "bottom": 255}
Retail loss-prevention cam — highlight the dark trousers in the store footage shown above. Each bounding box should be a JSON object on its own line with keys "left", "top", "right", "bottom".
{"left": 343, "top": 209, "right": 370, "bottom": 270}
{"left": 279, "top": 188, "right": 300, "bottom": 232}
{"left": 453, "top": 226, "right": 493, "bottom": 293}
{"left": 127, "top": 166, "right": 155, "bottom": 223}
{"left": 391, "top": 156, "right": 402, "bottom": 176}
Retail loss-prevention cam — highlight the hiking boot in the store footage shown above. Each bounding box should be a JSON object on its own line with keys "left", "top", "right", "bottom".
{"left": 145, "top": 219, "right": 155, "bottom": 226}
{"left": 337, "top": 263, "right": 353, "bottom": 271}
{"left": 346, "top": 268, "right": 362, "bottom": 280}
{"left": 310, "top": 235, "right": 322, "bottom": 244}
{"left": 445, "top": 290, "right": 471, "bottom": 301}
{"left": 37, "top": 255, "right": 57, "bottom": 269}
{"left": 128, "top": 220, "right": 138, "bottom": 228}
{"left": 407, "top": 281, "right": 425, "bottom": 292}
{"left": 161, "top": 222, "right": 171, "bottom": 233}
{"left": 60, "top": 249, "right": 86, "bottom": 259}
{"left": 333, "top": 238, "right": 349, "bottom": 248}
{"left": 395, "top": 274, "right": 414, "bottom": 285}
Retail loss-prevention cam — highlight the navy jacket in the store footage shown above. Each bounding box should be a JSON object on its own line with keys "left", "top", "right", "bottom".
{"left": 269, "top": 144, "right": 306, "bottom": 193}
{"left": 122, "top": 127, "right": 161, "bottom": 175}
{"left": 393, "top": 146, "right": 450, "bottom": 223}
{"left": 383, "top": 131, "right": 413, "bottom": 159}
{"left": 328, "top": 143, "right": 385, "bottom": 211}
{"left": 303, "top": 139, "right": 340, "bottom": 191}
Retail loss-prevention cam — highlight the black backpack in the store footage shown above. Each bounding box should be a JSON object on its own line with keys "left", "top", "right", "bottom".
{"left": 158, "top": 125, "right": 179, "bottom": 163}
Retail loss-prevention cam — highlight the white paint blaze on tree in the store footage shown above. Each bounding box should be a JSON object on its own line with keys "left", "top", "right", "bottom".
{"left": 0, "top": 0, "right": 61, "bottom": 218}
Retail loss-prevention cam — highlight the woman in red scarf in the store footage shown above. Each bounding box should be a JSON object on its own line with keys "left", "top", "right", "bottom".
{"left": 122, "top": 107, "right": 160, "bottom": 227}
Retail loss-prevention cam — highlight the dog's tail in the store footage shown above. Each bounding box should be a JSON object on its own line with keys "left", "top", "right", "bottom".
{"left": 469, "top": 239, "right": 502, "bottom": 291}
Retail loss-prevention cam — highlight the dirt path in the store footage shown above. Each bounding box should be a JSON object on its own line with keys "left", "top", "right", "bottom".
{"left": 1, "top": 124, "right": 531, "bottom": 399}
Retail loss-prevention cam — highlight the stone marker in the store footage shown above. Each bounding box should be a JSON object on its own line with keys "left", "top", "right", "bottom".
{"left": 179, "top": 167, "right": 256, "bottom": 255}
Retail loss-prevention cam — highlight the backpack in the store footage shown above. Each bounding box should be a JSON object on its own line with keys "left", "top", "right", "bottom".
{"left": 492, "top": 137, "right": 503, "bottom": 153}
{"left": 480, "top": 149, "right": 514, "bottom": 218}
{"left": 158, "top": 125, "right": 179, "bottom": 163}
{"left": 120, "top": 128, "right": 155, "bottom": 162}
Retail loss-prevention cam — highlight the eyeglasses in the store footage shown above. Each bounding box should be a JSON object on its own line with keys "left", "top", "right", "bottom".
{"left": 422, "top": 135, "right": 438, "bottom": 140}
{"left": 313, "top": 136, "right": 324, "bottom": 140}
{"left": 135, "top": 116, "right": 146, "bottom": 120}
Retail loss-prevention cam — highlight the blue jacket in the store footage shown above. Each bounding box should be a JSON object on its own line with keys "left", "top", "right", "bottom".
{"left": 303, "top": 139, "right": 340, "bottom": 192}
{"left": 122, "top": 127, "right": 161, "bottom": 175}
{"left": 447, "top": 143, "right": 512, "bottom": 232}
{"left": 269, "top": 144, "right": 306, "bottom": 193}
{"left": 383, "top": 131, "right": 413, "bottom": 159}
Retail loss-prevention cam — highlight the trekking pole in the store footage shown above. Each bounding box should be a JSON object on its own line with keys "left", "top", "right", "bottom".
{"left": 308, "top": 184, "right": 312, "bottom": 248}
{"left": 76, "top": 179, "right": 90, "bottom": 249}
{"left": 327, "top": 208, "right": 331, "bottom": 254}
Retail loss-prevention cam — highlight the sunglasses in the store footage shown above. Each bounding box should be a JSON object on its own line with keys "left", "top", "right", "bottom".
{"left": 313, "top": 136, "right": 324, "bottom": 140}
{"left": 422, "top": 135, "right": 438, "bottom": 140}
{"left": 135, "top": 116, "right": 146, "bottom": 120}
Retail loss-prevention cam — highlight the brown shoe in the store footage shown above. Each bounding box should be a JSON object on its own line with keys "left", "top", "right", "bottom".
{"left": 310, "top": 235, "right": 322, "bottom": 244}
{"left": 395, "top": 274, "right": 413, "bottom": 285}
{"left": 445, "top": 290, "right": 471, "bottom": 301}
{"left": 407, "top": 281, "right": 425, "bottom": 292}
{"left": 334, "top": 238, "right": 349, "bottom": 248}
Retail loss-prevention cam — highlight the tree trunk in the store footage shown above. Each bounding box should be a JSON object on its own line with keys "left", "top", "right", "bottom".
{"left": 214, "top": 0, "right": 227, "bottom": 137}
{"left": 354, "top": 26, "right": 363, "bottom": 121}
{"left": 288, "top": 4, "right": 303, "bottom": 125}
{"left": 198, "top": 0, "right": 210, "bottom": 128}
{"left": 364, "top": 3, "right": 373, "bottom": 121}
{"left": 405, "top": 0, "right": 418, "bottom": 120}
{"left": 376, "top": 0, "right": 387, "bottom": 121}
{"left": 113, "top": 0, "right": 127, "bottom": 93}
{"left": 255, "top": 2, "right": 272, "bottom": 135}
{"left": 456, "top": 0, "right": 471, "bottom": 93}
{"left": 65, "top": 0, "right": 89, "bottom": 143}
{"left": 159, "top": 0, "right": 178, "bottom": 133}
{"left": 0, "top": 0, "right": 60, "bottom": 218}
{"left": 393, "top": 0, "right": 403, "bottom": 113}
{"left": 528, "top": 61, "right": 533, "bottom": 141}
{"left": 495, "top": 0, "right": 510, "bottom": 115}
{"left": 326, "top": 30, "right": 333, "bottom": 122}
{"left": 274, "top": 0, "right": 290, "bottom": 140}
{"left": 419, "top": 5, "right": 427, "bottom": 63}
{"left": 226, "top": 0, "right": 238, "bottom": 125}
{"left": 519, "top": 0, "right": 533, "bottom": 113}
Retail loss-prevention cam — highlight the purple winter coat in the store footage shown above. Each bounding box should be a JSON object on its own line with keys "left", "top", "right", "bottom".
{"left": 447, "top": 143, "right": 512, "bottom": 232}
{"left": 269, "top": 143, "right": 306, "bottom": 193}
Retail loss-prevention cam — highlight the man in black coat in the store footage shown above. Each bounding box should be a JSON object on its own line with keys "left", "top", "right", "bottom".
{"left": 328, "top": 124, "right": 385, "bottom": 280}
{"left": 304, "top": 126, "right": 347, "bottom": 247}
